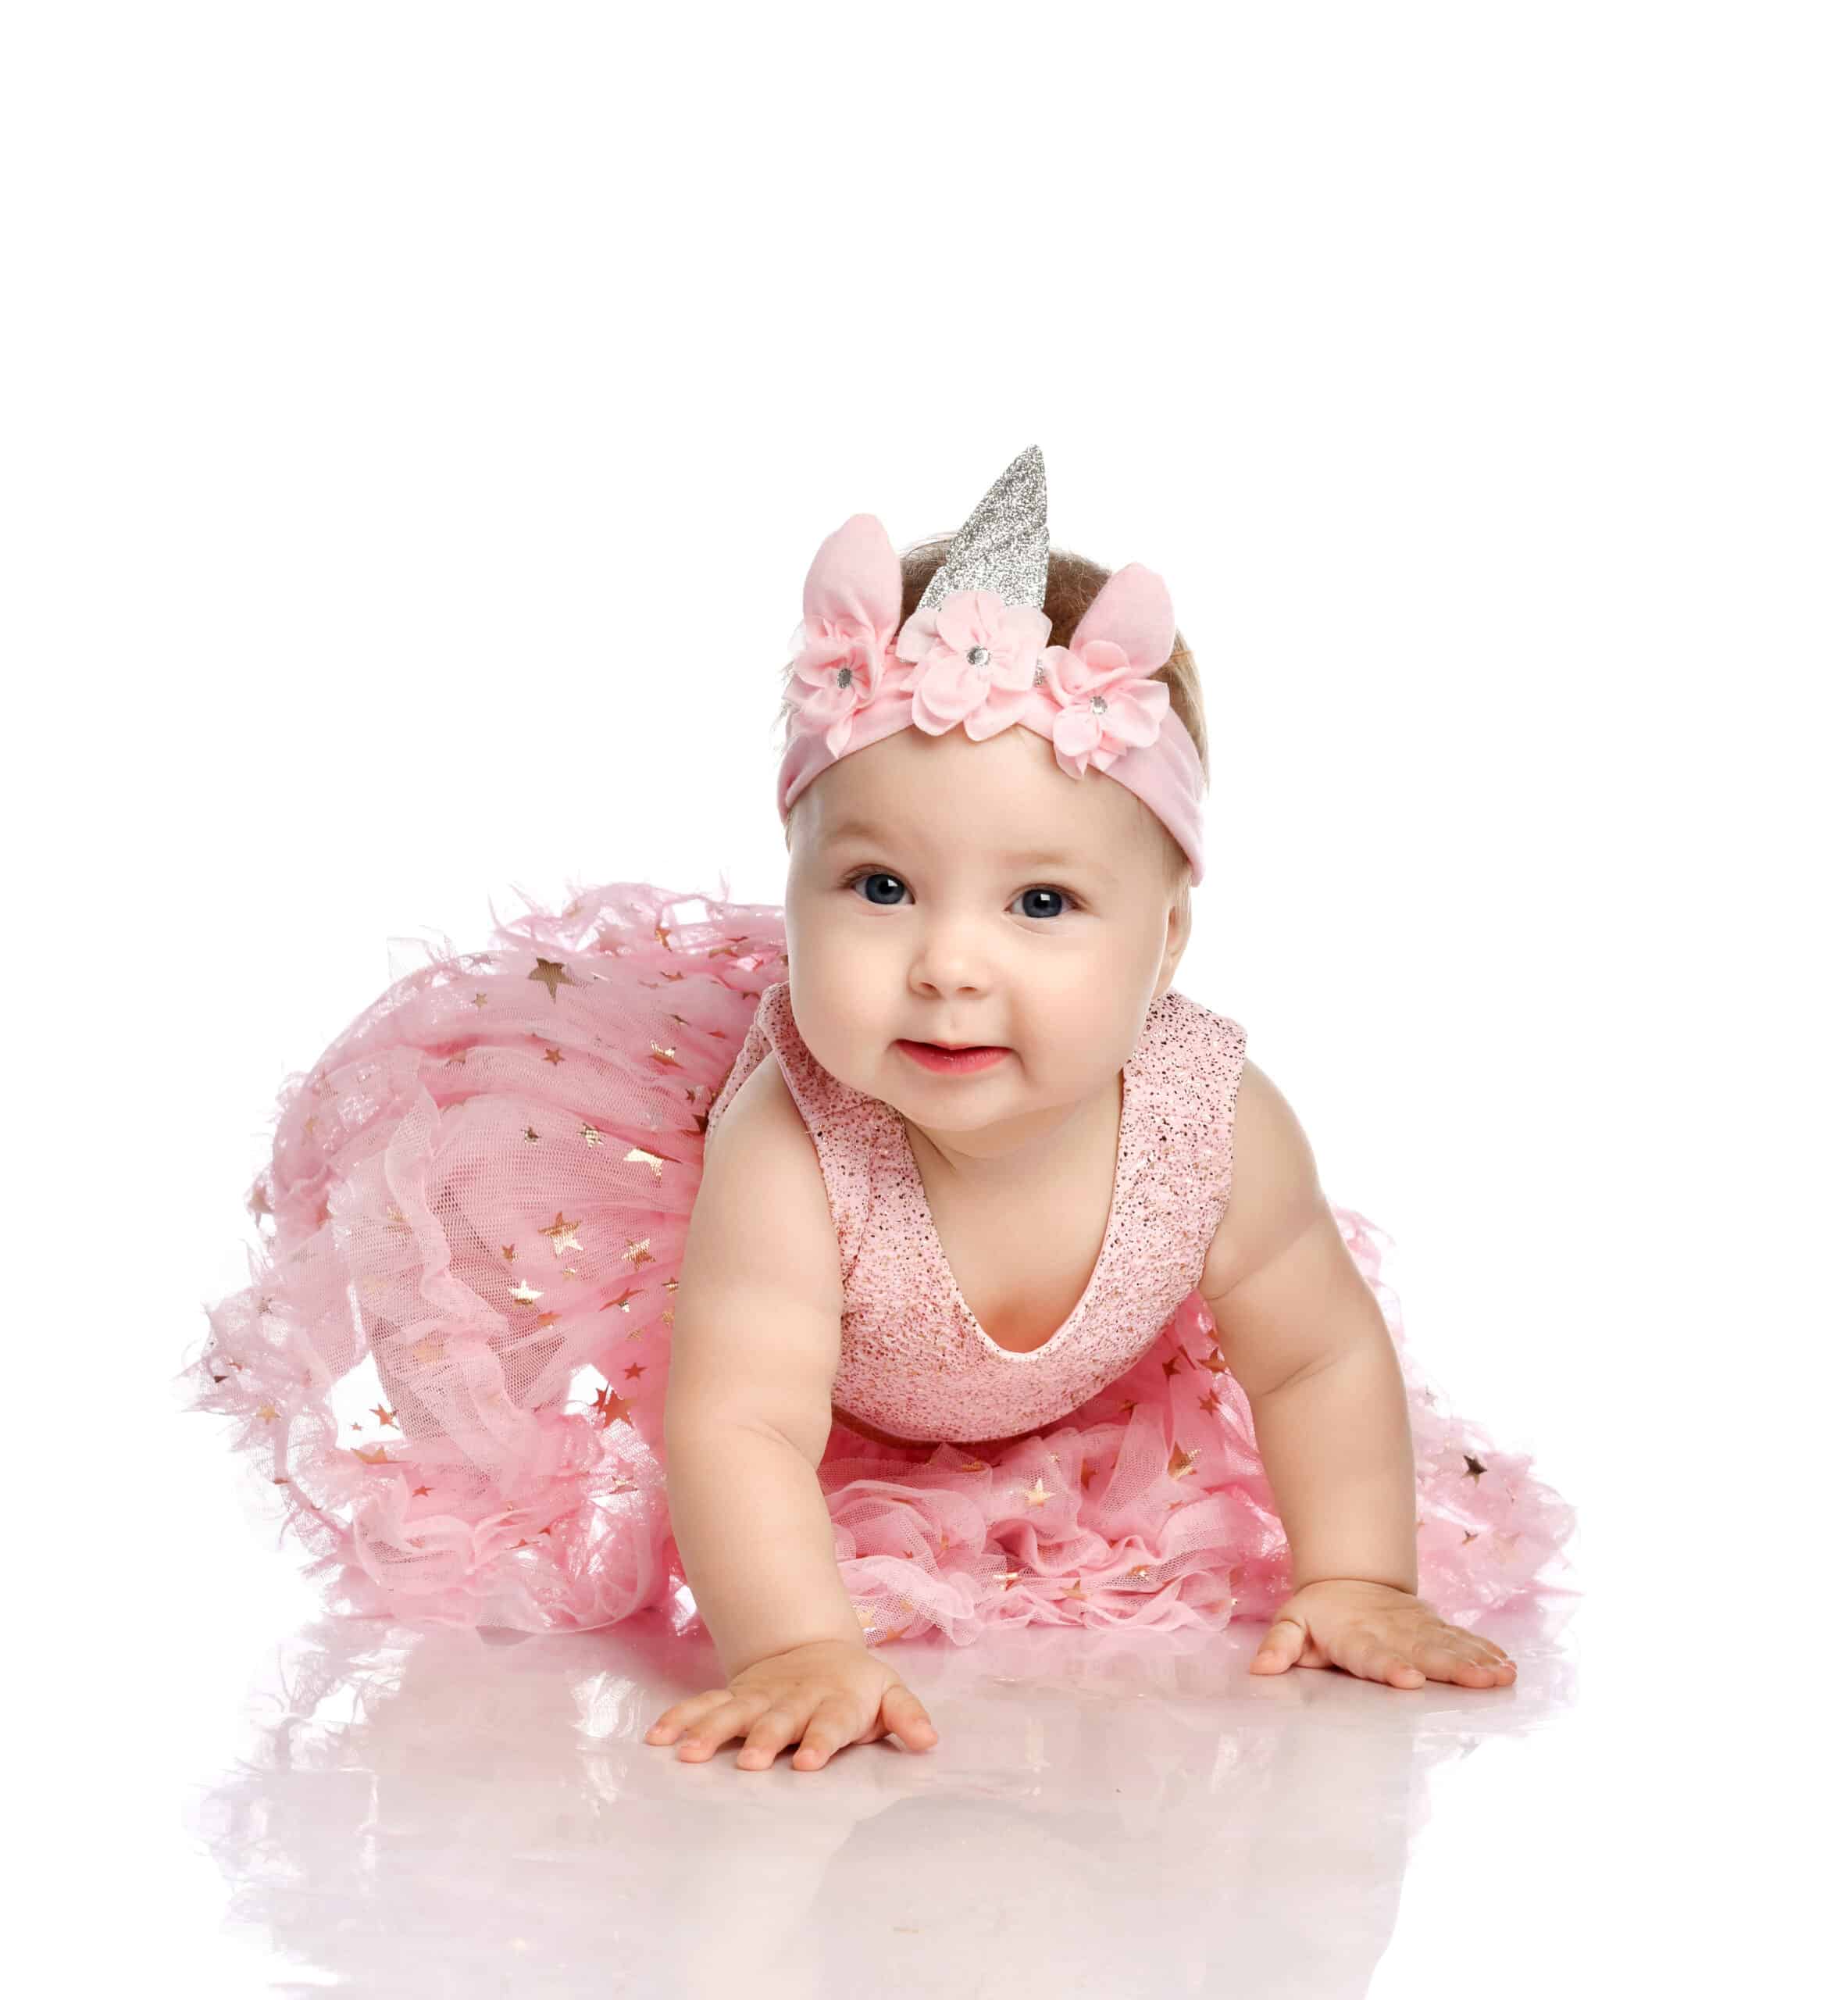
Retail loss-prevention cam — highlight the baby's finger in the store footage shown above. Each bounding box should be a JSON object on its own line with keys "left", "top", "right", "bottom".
{"left": 1250, "top": 1617, "right": 1307, "bottom": 1673}
{"left": 1414, "top": 1643, "right": 1497, "bottom": 1684}
{"left": 881, "top": 1685, "right": 939, "bottom": 1752}
{"left": 675, "top": 1697, "right": 765, "bottom": 1762}
{"left": 644, "top": 1690, "right": 731, "bottom": 1745}
{"left": 792, "top": 1695, "right": 865, "bottom": 1772}
{"left": 737, "top": 1700, "right": 811, "bottom": 1770}
{"left": 1343, "top": 1638, "right": 1425, "bottom": 1687}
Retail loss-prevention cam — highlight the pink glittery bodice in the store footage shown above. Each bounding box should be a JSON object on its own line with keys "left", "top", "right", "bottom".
{"left": 706, "top": 981, "right": 1247, "bottom": 1446}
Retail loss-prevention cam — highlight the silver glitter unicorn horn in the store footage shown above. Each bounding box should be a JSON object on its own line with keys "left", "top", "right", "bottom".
{"left": 914, "top": 444, "right": 1050, "bottom": 615}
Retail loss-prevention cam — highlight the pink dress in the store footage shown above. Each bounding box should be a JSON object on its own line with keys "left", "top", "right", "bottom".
{"left": 180, "top": 878, "right": 1579, "bottom": 1645}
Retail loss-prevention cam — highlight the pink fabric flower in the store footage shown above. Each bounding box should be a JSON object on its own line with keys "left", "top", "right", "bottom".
{"left": 894, "top": 588, "right": 1053, "bottom": 741}
{"left": 1038, "top": 637, "right": 1172, "bottom": 777}
{"left": 786, "top": 514, "right": 903, "bottom": 759}
{"left": 1036, "top": 561, "right": 1178, "bottom": 777}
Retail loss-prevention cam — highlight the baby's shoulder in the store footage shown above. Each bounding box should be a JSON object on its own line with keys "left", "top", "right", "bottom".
{"left": 694, "top": 1045, "right": 840, "bottom": 1284}
{"left": 1198, "top": 1055, "right": 1323, "bottom": 1302}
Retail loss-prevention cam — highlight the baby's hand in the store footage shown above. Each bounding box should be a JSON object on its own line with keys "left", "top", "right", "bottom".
{"left": 644, "top": 1638, "right": 940, "bottom": 1771}
{"left": 1249, "top": 1579, "right": 1517, "bottom": 1690}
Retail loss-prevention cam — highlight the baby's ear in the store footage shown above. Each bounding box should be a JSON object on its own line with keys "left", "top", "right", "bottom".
{"left": 802, "top": 513, "right": 903, "bottom": 647}
{"left": 1067, "top": 562, "right": 1175, "bottom": 673}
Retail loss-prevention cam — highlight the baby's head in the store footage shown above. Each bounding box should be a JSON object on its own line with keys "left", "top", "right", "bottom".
{"left": 779, "top": 537, "right": 1211, "bottom": 1139}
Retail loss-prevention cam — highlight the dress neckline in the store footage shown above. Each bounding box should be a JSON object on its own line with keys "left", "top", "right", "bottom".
{"left": 887, "top": 1004, "right": 1153, "bottom": 1362}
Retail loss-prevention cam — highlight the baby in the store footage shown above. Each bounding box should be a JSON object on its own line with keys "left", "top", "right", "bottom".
{"left": 646, "top": 448, "right": 1516, "bottom": 1773}
{"left": 187, "top": 445, "right": 1555, "bottom": 1770}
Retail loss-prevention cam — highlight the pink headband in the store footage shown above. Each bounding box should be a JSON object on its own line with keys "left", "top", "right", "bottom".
{"left": 775, "top": 445, "right": 1207, "bottom": 887}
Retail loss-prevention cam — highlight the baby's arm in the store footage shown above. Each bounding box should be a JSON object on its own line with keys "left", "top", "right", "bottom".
{"left": 1199, "top": 1059, "right": 1418, "bottom": 1592}
{"left": 664, "top": 1055, "right": 867, "bottom": 1676}
{"left": 1200, "top": 1062, "right": 1515, "bottom": 1688}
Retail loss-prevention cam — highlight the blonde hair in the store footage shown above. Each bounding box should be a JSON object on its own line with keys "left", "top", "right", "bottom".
{"left": 777, "top": 541, "right": 1209, "bottom": 909}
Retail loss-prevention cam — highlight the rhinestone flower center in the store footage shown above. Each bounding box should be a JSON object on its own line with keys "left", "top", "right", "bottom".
{"left": 965, "top": 645, "right": 990, "bottom": 669}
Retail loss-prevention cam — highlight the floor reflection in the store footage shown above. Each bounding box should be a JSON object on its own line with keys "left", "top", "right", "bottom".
{"left": 184, "top": 1598, "right": 1578, "bottom": 1998}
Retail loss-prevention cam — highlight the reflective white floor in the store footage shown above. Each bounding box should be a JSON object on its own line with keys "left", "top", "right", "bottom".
{"left": 172, "top": 1603, "right": 1582, "bottom": 1998}
{"left": 83, "top": 1448, "right": 1814, "bottom": 2000}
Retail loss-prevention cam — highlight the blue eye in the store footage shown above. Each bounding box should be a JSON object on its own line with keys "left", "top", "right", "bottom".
{"left": 847, "top": 870, "right": 908, "bottom": 908}
{"left": 841, "top": 870, "right": 1079, "bottom": 920}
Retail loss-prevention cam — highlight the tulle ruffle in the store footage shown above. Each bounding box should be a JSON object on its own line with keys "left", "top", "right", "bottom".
{"left": 180, "top": 877, "right": 1579, "bottom": 1642}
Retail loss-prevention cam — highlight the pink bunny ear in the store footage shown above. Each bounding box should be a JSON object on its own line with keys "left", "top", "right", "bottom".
{"left": 1067, "top": 562, "right": 1175, "bottom": 672}
{"left": 803, "top": 512, "right": 903, "bottom": 648}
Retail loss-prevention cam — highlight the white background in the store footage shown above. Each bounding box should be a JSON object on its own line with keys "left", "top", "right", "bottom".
{"left": 5, "top": 3, "right": 1840, "bottom": 1991}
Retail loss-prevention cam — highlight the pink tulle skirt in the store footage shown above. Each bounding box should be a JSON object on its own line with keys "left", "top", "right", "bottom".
{"left": 180, "top": 879, "right": 1580, "bottom": 1645}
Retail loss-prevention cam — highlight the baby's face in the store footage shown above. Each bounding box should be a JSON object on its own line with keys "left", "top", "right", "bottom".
{"left": 783, "top": 724, "right": 1190, "bottom": 1144}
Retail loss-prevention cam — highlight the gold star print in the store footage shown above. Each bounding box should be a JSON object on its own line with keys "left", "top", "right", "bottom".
{"left": 1197, "top": 1348, "right": 1229, "bottom": 1375}
{"left": 623, "top": 1238, "right": 655, "bottom": 1270}
{"left": 1019, "top": 1477, "right": 1053, "bottom": 1508}
{"left": 625, "top": 1145, "right": 666, "bottom": 1181}
{"left": 1463, "top": 1454, "right": 1487, "bottom": 1480}
{"left": 648, "top": 1041, "right": 683, "bottom": 1070}
{"left": 501, "top": 1245, "right": 519, "bottom": 1262}
{"left": 528, "top": 957, "right": 579, "bottom": 1002}
{"left": 998, "top": 1570, "right": 1022, "bottom": 1591}
{"left": 580, "top": 1123, "right": 604, "bottom": 1146}
{"left": 522, "top": 1126, "right": 540, "bottom": 1145}
{"left": 539, "top": 1212, "right": 583, "bottom": 1256}
{"left": 259, "top": 1297, "right": 274, "bottom": 1316}
{"left": 1126, "top": 1566, "right": 1152, "bottom": 1584}
{"left": 854, "top": 1605, "right": 878, "bottom": 1630}
{"left": 623, "top": 1361, "right": 645, "bottom": 1380}
{"left": 1118, "top": 1398, "right": 1139, "bottom": 1415}
{"left": 1162, "top": 1355, "right": 1183, "bottom": 1379}
{"left": 591, "top": 1386, "right": 634, "bottom": 1428}
{"left": 248, "top": 1184, "right": 272, "bottom": 1220}
{"left": 533, "top": 1312, "right": 562, "bottom": 1330}
{"left": 351, "top": 1444, "right": 391, "bottom": 1465}
{"left": 1462, "top": 1528, "right": 1479, "bottom": 1544}
{"left": 1063, "top": 1580, "right": 1086, "bottom": 1599}
{"left": 508, "top": 1279, "right": 542, "bottom": 1305}
{"left": 661, "top": 967, "right": 686, "bottom": 981}
{"left": 1079, "top": 1459, "right": 1095, "bottom": 1491}
{"left": 1167, "top": 1443, "right": 1200, "bottom": 1480}
{"left": 662, "top": 1277, "right": 679, "bottom": 1294}
{"left": 541, "top": 1047, "right": 564, "bottom": 1066}
{"left": 442, "top": 1050, "right": 469, "bottom": 1069}
{"left": 655, "top": 923, "right": 673, "bottom": 948}
{"left": 1196, "top": 1392, "right": 1218, "bottom": 1414}
{"left": 599, "top": 1287, "right": 646, "bottom": 1313}
{"left": 412, "top": 1484, "right": 433, "bottom": 1498}
{"left": 958, "top": 1459, "right": 986, "bottom": 1473}
{"left": 470, "top": 993, "right": 489, "bottom": 1010}
{"left": 369, "top": 1404, "right": 398, "bottom": 1428}
{"left": 255, "top": 1402, "right": 279, "bottom": 1423}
